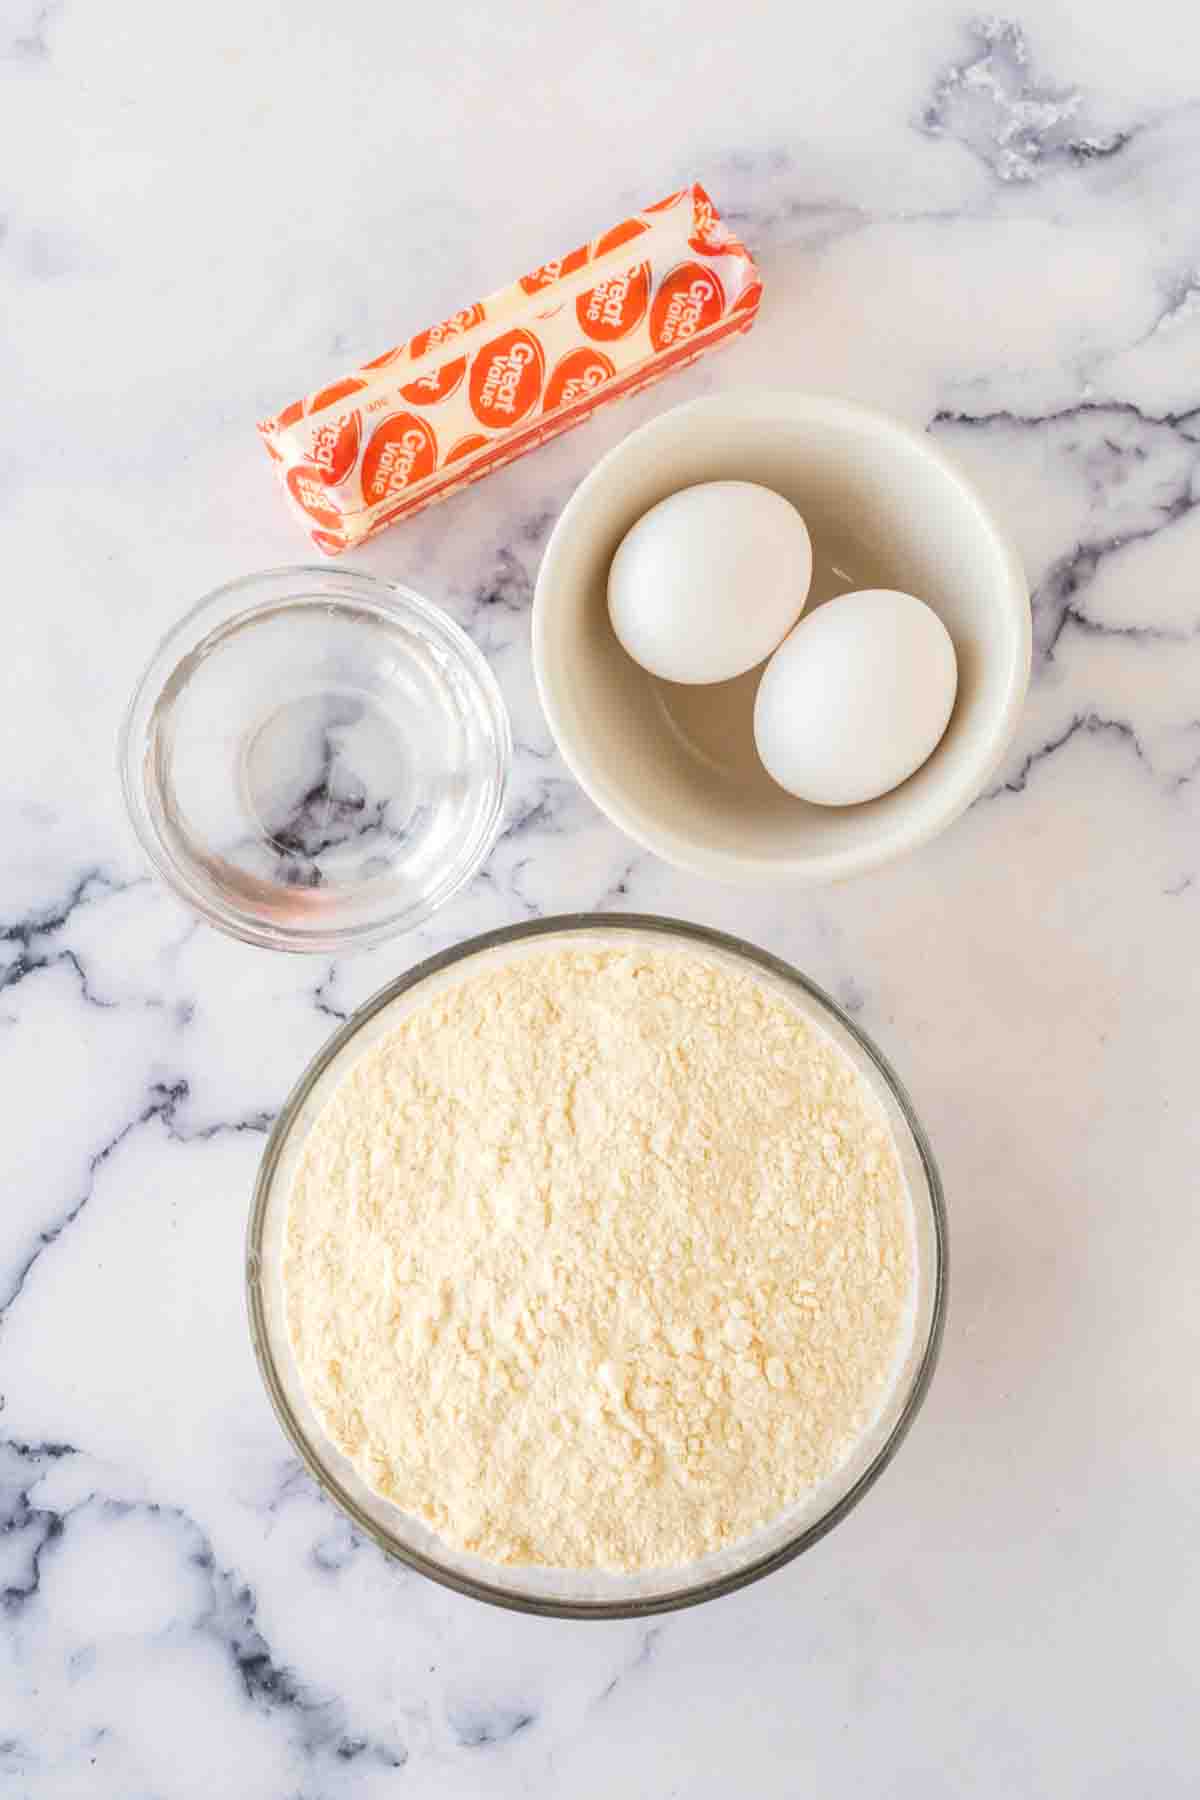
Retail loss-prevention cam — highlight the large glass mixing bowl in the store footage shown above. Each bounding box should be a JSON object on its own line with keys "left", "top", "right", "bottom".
{"left": 247, "top": 915, "right": 946, "bottom": 1616}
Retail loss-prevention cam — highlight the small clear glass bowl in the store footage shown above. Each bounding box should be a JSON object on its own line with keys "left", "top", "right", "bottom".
{"left": 120, "top": 568, "right": 511, "bottom": 953}
{"left": 247, "top": 915, "right": 947, "bottom": 1618}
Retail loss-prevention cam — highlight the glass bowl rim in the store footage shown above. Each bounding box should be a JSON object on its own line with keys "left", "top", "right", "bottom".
{"left": 246, "top": 912, "right": 947, "bottom": 1618}
{"left": 118, "top": 565, "right": 512, "bottom": 954}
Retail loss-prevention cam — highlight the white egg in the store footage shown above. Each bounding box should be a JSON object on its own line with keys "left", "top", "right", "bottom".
{"left": 607, "top": 481, "right": 812, "bottom": 685}
{"left": 754, "top": 589, "right": 958, "bottom": 806}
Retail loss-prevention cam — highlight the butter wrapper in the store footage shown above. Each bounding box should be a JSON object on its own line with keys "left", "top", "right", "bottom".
{"left": 258, "top": 184, "right": 762, "bottom": 554}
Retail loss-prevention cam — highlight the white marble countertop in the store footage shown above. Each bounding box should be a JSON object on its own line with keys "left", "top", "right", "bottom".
{"left": 5, "top": 2, "right": 1200, "bottom": 1793}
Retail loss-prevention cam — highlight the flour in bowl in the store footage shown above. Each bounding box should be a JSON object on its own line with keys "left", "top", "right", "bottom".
{"left": 283, "top": 943, "right": 914, "bottom": 1571}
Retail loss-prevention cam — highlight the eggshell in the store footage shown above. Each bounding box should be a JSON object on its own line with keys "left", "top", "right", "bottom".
{"left": 754, "top": 589, "right": 958, "bottom": 806}
{"left": 607, "top": 480, "right": 812, "bottom": 685}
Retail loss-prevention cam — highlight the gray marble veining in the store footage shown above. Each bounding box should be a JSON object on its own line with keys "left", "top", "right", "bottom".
{"left": 4, "top": 2, "right": 1200, "bottom": 1794}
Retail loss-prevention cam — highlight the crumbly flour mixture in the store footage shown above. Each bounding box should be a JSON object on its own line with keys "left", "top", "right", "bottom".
{"left": 284, "top": 943, "right": 914, "bottom": 1571}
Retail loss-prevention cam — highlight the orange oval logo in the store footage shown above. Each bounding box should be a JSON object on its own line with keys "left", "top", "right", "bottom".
{"left": 649, "top": 262, "right": 725, "bottom": 350}
{"left": 286, "top": 464, "right": 343, "bottom": 530}
{"left": 468, "top": 327, "right": 545, "bottom": 427}
{"left": 543, "top": 346, "right": 615, "bottom": 413}
{"left": 399, "top": 355, "right": 467, "bottom": 407}
{"left": 409, "top": 303, "right": 486, "bottom": 361}
{"left": 360, "top": 412, "right": 438, "bottom": 506}
{"left": 576, "top": 262, "right": 650, "bottom": 341}
{"left": 274, "top": 399, "right": 305, "bottom": 431}
{"left": 690, "top": 225, "right": 747, "bottom": 259}
{"left": 592, "top": 217, "right": 649, "bottom": 257}
{"left": 645, "top": 188, "right": 687, "bottom": 214}
{"left": 311, "top": 528, "right": 348, "bottom": 556}
{"left": 307, "top": 409, "right": 361, "bottom": 486}
{"left": 519, "top": 244, "right": 589, "bottom": 294}
{"left": 362, "top": 345, "right": 403, "bottom": 371}
{"left": 444, "top": 432, "right": 491, "bottom": 465}
{"left": 686, "top": 188, "right": 739, "bottom": 257}
{"left": 309, "top": 377, "right": 366, "bottom": 412}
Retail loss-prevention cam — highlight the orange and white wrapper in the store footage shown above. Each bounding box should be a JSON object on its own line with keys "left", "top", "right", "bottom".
{"left": 258, "top": 184, "right": 762, "bottom": 554}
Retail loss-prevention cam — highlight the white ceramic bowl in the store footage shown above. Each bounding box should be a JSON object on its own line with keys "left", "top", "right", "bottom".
{"left": 532, "top": 391, "right": 1030, "bottom": 884}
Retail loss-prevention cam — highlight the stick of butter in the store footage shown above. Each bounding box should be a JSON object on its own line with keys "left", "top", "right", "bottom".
{"left": 257, "top": 184, "right": 762, "bottom": 554}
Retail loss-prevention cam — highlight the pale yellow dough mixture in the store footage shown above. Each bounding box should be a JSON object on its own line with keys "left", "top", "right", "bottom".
{"left": 283, "top": 943, "right": 914, "bottom": 1572}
